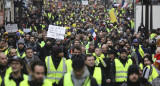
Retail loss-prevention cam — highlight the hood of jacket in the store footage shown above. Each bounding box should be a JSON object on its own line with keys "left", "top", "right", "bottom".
{"left": 71, "top": 66, "right": 90, "bottom": 86}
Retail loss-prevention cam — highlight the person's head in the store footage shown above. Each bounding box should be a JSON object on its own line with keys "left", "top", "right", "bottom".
{"left": 133, "top": 39, "right": 139, "bottom": 47}
{"left": 108, "top": 50, "right": 116, "bottom": 60}
{"left": 74, "top": 39, "right": 80, "bottom": 45}
{"left": 89, "top": 42, "right": 95, "bottom": 50}
{"left": 25, "top": 34, "right": 30, "bottom": 41}
{"left": 142, "top": 55, "right": 153, "bottom": 66}
{"left": 0, "top": 53, "right": 7, "bottom": 66}
{"left": 102, "top": 44, "right": 107, "bottom": 53}
{"left": 120, "top": 49, "right": 127, "bottom": 59}
{"left": 106, "top": 40, "right": 113, "bottom": 47}
{"left": 155, "top": 47, "right": 160, "bottom": 54}
{"left": 84, "top": 54, "right": 95, "bottom": 67}
{"left": 127, "top": 65, "right": 140, "bottom": 83}
{"left": 29, "top": 35, "right": 35, "bottom": 43}
{"left": 125, "top": 42, "right": 131, "bottom": 50}
{"left": 25, "top": 48, "right": 33, "bottom": 58}
{"left": 10, "top": 56, "right": 23, "bottom": 73}
{"left": 81, "top": 45, "right": 86, "bottom": 54}
{"left": 95, "top": 48, "right": 102, "bottom": 56}
{"left": 0, "top": 40, "right": 6, "bottom": 48}
{"left": 9, "top": 49, "right": 17, "bottom": 58}
{"left": 52, "top": 46, "right": 64, "bottom": 58}
{"left": 100, "top": 37, "right": 106, "bottom": 44}
{"left": 72, "top": 58, "right": 85, "bottom": 79}
{"left": 45, "top": 39, "right": 52, "bottom": 46}
{"left": 31, "top": 61, "right": 45, "bottom": 83}
{"left": 72, "top": 45, "right": 82, "bottom": 55}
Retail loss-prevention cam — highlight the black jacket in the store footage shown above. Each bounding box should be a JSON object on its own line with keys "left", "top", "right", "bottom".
{"left": 87, "top": 66, "right": 107, "bottom": 86}
{"left": 39, "top": 45, "right": 52, "bottom": 62}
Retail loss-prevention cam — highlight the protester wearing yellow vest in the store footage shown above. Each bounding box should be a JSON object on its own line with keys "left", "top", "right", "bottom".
{"left": 20, "top": 60, "right": 52, "bottom": 86}
{"left": 93, "top": 48, "right": 107, "bottom": 68}
{"left": 4, "top": 56, "right": 28, "bottom": 86}
{"left": 16, "top": 40, "right": 26, "bottom": 58}
{"left": 85, "top": 54, "right": 107, "bottom": 86}
{"left": 58, "top": 58, "right": 98, "bottom": 86}
{"left": 45, "top": 46, "right": 68, "bottom": 85}
{"left": 142, "top": 55, "right": 159, "bottom": 82}
{"left": 0, "top": 39, "right": 9, "bottom": 55}
{"left": 0, "top": 53, "right": 12, "bottom": 86}
{"left": 132, "top": 39, "right": 145, "bottom": 64}
{"left": 108, "top": 49, "right": 133, "bottom": 86}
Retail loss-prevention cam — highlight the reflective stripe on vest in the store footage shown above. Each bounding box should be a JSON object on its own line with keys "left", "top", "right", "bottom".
{"left": 39, "top": 41, "right": 45, "bottom": 48}
{"left": 133, "top": 45, "right": 144, "bottom": 58}
{"left": 4, "top": 74, "right": 28, "bottom": 86}
{"left": 93, "top": 67, "right": 102, "bottom": 85}
{"left": 16, "top": 49, "right": 26, "bottom": 58}
{"left": 146, "top": 65, "right": 159, "bottom": 82}
{"left": 63, "top": 73, "right": 91, "bottom": 86}
{"left": 115, "top": 59, "right": 132, "bottom": 82}
{"left": 45, "top": 56, "right": 67, "bottom": 84}
{"left": 30, "top": 26, "right": 37, "bottom": 32}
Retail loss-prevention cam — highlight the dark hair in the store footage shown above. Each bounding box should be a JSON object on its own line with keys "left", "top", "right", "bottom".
{"left": 72, "top": 45, "right": 82, "bottom": 52}
{"left": 85, "top": 54, "right": 95, "bottom": 60}
{"left": 72, "top": 58, "right": 85, "bottom": 70}
{"left": 142, "top": 55, "right": 153, "bottom": 65}
{"left": 29, "top": 35, "right": 35, "bottom": 40}
{"left": 31, "top": 60, "right": 45, "bottom": 72}
{"left": 25, "top": 47, "right": 33, "bottom": 53}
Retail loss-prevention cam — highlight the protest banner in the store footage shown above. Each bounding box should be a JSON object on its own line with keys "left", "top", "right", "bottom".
{"left": 5, "top": 24, "right": 18, "bottom": 32}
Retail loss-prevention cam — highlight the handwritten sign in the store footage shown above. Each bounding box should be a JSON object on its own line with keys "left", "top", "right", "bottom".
{"left": 5, "top": 24, "right": 18, "bottom": 32}
{"left": 82, "top": 0, "right": 88, "bottom": 5}
{"left": 47, "top": 25, "right": 66, "bottom": 39}
{"left": 23, "top": 28, "right": 30, "bottom": 33}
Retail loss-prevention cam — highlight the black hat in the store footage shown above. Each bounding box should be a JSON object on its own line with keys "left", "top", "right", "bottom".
{"left": 128, "top": 65, "right": 139, "bottom": 76}
{"left": 10, "top": 56, "right": 22, "bottom": 63}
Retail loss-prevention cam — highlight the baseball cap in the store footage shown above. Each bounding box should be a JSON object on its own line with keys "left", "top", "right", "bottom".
{"left": 133, "top": 39, "right": 139, "bottom": 43}
{"left": 10, "top": 56, "right": 22, "bottom": 63}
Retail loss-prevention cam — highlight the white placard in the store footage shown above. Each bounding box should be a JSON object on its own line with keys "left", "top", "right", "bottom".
{"left": 5, "top": 24, "right": 18, "bottom": 32}
{"left": 23, "top": 28, "right": 30, "bottom": 33}
{"left": 82, "top": 1, "right": 88, "bottom": 5}
{"left": 47, "top": 25, "right": 66, "bottom": 39}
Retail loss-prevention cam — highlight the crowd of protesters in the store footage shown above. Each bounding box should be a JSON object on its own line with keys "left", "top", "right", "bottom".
{"left": 0, "top": 1, "right": 160, "bottom": 86}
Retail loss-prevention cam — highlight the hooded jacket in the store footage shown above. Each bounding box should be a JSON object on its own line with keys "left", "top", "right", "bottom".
{"left": 58, "top": 66, "right": 98, "bottom": 86}
{"left": 16, "top": 40, "right": 26, "bottom": 57}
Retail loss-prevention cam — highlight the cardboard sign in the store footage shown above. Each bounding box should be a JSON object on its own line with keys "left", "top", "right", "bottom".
{"left": 47, "top": 25, "right": 66, "bottom": 39}
{"left": 5, "top": 24, "right": 18, "bottom": 32}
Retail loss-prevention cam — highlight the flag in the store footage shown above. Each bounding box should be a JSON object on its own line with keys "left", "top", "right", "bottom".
{"left": 110, "top": 8, "right": 117, "bottom": 23}
{"left": 58, "top": 3, "right": 61, "bottom": 8}
{"left": 121, "top": 0, "right": 125, "bottom": 7}
{"left": 93, "top": 4, "right": 96, "bottom": 8}
{"left": 90, "top": 28, "right": 96, "bottom": 40}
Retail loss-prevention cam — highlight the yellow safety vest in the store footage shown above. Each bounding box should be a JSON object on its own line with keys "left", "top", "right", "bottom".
{"left": 93, "top": 67, "right": 102, "bottom": 85}
{"left": 19, "top": 78, "right": 52, "bottom": 86}
{"left": 0, "top": 76, "right": 2, "bottom": 86}
{"left": 115, "top": 59, "right": 133, "bottom": 82}
{"left": 4, "top": 74, "right": 28, "bottom": 86}
{"left": 146, "top": 65, "right": 159, "bottom": 82}
{"left": 16, "top": 49, "right": 26, "bottom": 58}
{"left": 150, "top": 33, "right": 156, "bottom": 40}
{"left": 139, "top": 63, "right": 143, "bottom": 70}
{"left": 93, "top": 53, "right": 106, "bottom": 67}
{"left": 66, "top": 59, "right": 72, "bottom": 73}
{"left": 39, "top": 41, "right": 45, "bottom": 48}
{"left": 5, "top": 67, "right": 12, "bottom": 76}
{"left": 30, "top": 26, "right": 37, "bottom": 32}
{"left": 40, "top": 24, "right": 45, "bottom": 31}
{"left": 45, "top": 56, "right": 67, "bottom": 84}
{"left": 2, "top": 48, "right": 9, "bottom": 56}
{"left": 133, "top": 45, "right": 144, "bottom": 58}
{"left": 63, "top": 73, "right": 91, "bottom": 86}
{"left": 48, "top": 13, "right": 52, "bottom": 19}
